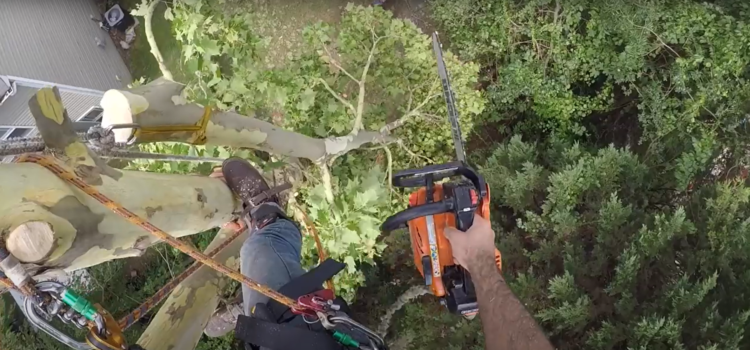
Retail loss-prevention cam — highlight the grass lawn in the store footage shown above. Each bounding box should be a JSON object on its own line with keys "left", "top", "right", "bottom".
{"left": 120, "top": 0, "right": 186, "bottom": 82}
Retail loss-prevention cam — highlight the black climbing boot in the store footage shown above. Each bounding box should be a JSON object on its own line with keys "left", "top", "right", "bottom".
{"left": 221, "top": 157, "right": 291, "bottom": 229}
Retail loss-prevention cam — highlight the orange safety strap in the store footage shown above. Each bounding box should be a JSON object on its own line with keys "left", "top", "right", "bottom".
{"left": 15, "top": 154, "right": 301, "bottom": 311}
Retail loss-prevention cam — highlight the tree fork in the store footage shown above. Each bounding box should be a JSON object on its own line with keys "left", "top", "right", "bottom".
{"left": 0, "top": 88, "right": 238, "bottom": 274}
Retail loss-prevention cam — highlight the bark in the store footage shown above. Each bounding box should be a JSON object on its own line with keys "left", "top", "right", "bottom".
{"left": 0, "top": 162, "right": 236, "bottom": 272}
{"left": 29, "top": 87, "right": 114, "bottom": 184}
{"left": 138, "top": 227, "right": 247, "bottom": 350}
{"left": 1, "top": 88, "right": 239, "bottom": 273}
{"left": 100, "top": 78, "right": 390, "bottom": 163}
{"left": 143, "top": 0, "right": 175, "bottom": 81}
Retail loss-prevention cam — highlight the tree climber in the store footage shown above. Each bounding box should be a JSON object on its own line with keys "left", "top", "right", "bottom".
{"left": 210, "top": 157, "right": 554, "bottom": 350}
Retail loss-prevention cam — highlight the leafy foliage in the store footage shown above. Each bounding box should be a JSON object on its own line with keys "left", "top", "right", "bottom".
{"left": 172, "top": 2, "right": 486, "bottom": 165}
{"left": 165, "top": 2, "right": 488, "bottom": 297}
{"left": 433, "top": 0, "right": 750, "bottom": 157}
{"left": 292, "top": 4, "right": 485, "bottom": 164}
{"left": 480, "top": 136, "right": 750, "bottom": 349}
{"left": 430, "top": 1, "right": 750, "bottom": 346}
{"left": 302, "top": 169, "right": 391, "bottom": 300}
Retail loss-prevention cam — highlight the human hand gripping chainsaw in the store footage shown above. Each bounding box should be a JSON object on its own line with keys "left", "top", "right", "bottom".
{"left": 381, "top": 33, "right": 501, "bottom": 318}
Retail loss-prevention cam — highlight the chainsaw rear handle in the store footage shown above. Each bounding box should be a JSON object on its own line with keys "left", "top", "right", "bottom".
{"left": 381, "top": 201, "right": 453, "bottom": 232}
{"left": 392, "top": 161, "right": 488, "bottom": 198}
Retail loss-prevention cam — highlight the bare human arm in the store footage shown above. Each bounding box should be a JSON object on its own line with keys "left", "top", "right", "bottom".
{"left": 445, "top": 215, "right": 554, "bottom": 350}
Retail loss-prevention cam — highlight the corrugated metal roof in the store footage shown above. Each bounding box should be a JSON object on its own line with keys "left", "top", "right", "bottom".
{"left": 0, "top": 86, "right": 101, "bottom": 127}
{"left": 0, "top": 0, "right": 132, "bottom": 90}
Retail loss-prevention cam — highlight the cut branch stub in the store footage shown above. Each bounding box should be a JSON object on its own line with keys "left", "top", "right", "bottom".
{"left": 27, "top": 87, "right": 114, "bottom": 184}
{"left": 100, "top": 78, "right": 393, "bottom": 164}
{"left": 6, "top": 221, "right": 55, "bottom": 263}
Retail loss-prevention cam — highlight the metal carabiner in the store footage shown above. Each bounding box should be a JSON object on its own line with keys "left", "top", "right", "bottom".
{"left": 329, "top": 314, "right": 387, "bottom": 350}
{"left": 22, "top": 294, "right": 92, "bottom": 350}
{"left": 104, "top": 123, "right": 141, "bottom": 145}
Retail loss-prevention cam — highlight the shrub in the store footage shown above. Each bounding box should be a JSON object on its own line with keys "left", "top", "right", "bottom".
{"left": 482, "top": 136, "right": 750, "bottom": 349}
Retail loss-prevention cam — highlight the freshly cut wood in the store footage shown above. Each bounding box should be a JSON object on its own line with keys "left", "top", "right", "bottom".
{"left": 6, "top": 222, "right": 55, "bottom": 263}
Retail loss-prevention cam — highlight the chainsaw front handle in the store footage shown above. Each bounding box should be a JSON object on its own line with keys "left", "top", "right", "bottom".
{"left": 380, "top": 201, "right": 453, "bottom": 232}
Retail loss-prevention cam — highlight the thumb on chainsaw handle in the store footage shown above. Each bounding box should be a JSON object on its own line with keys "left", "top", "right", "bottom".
{"left": 444, "top": 214, "right": 502, "bottom": 273}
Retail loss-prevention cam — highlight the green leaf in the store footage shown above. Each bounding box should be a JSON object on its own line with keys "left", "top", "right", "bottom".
{"left": 326, "top": 101, "right": 339, "bottom": 113}
{"left": 229, "top": 77, "right": 250, "bottom": 94}
{"left": 200, "top": 39, "right": 221, "bottom": 57}
{"left": 217, "top": 147, "right": 232, "bottom": 159}
{"left": 207, "top": 76, "right": 222, "bottom": 87}
{"left": 308, "top": 185, "right": 329, "bottom": 209}
{"left": 257, "top": 81, "right": 268, "bottom": 92}
{"left": 344, "top": 256, "right": 357, "bottom": 273}
{"left": 164, "top": 7, "right": 174, "bottom": 21}
{"left": 340, "top": 228, "right": 360, "bottom": 244}
{"left": 297, "top": 88, "right": 317, "bottom": 111}
{"left": 314, "top": 124, "right": 327, "bottom": 137}
{"left": 331, "top": 122, "right": 346, "bottom": 134}
{"left": 354, "top": 189, "right": 378, "bottom": 208}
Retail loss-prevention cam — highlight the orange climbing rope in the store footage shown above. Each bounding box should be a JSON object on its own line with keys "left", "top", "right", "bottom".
{"left": 14, "top": 154, "right": 302, "bottom": 311}
{"left": 118, "top": 227, "right": 245, "bottom": 330}
{"left": 295, "top": 205, "right": 335, "bottom": 293}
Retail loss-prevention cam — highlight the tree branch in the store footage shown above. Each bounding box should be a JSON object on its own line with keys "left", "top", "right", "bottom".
{"left": 137, "top": 227, "right": 246, "bottom": 350}
{"left": 322, "top": 45, "right": 359, "bottom": 84}
{"left": 318, "top": 78, "right": 356, "bottom": 116}
{"left": 143, "top": 0, "right": 175, "bottom": 81}
{"left": 350, "top": 29, "right": 384, "bottom": 136}
{"left": 379, "top": 91, "right": 440, "bottom": 134}
{"left": 102, "top": 79, "right": 392, "bottom": 164}
{"left": 382, "top": 144, "right": 393, "bottom": 192}
{"left": 319, "top": 163, "right": 335, "bottom": 203}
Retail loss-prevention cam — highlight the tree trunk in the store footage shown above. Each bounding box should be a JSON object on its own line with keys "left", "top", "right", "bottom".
{"left": 137, "top": 227, "right": 247, "bottom": 350}
{"left": 0, "top": 162, "right": 236, "bottom": 273}
{"left": 1, "top": 88, "right": 239, "bottom": 275}
{"left": 100, "top": 78, "right": 389, "bottom": 164}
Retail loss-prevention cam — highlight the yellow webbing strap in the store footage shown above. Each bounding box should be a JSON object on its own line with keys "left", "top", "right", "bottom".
{"left": 133, "top": 106, "right": 212, "bottom": 144}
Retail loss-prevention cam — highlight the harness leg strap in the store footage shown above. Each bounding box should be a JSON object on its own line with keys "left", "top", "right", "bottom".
{"left": 235, "top": 317, "right": 343, "bottom": 350}
{"left": 268, "top": 259, "right": 346, "bottom": 320}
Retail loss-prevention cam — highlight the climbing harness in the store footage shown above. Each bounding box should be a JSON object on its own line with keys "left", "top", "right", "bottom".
{"left": 1, "top": 151, "right": 384, "bottom": 350}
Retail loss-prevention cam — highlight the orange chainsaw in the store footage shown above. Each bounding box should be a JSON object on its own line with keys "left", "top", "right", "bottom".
{"left": 381, "top": 33, "right": 501, "bottom": 317}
